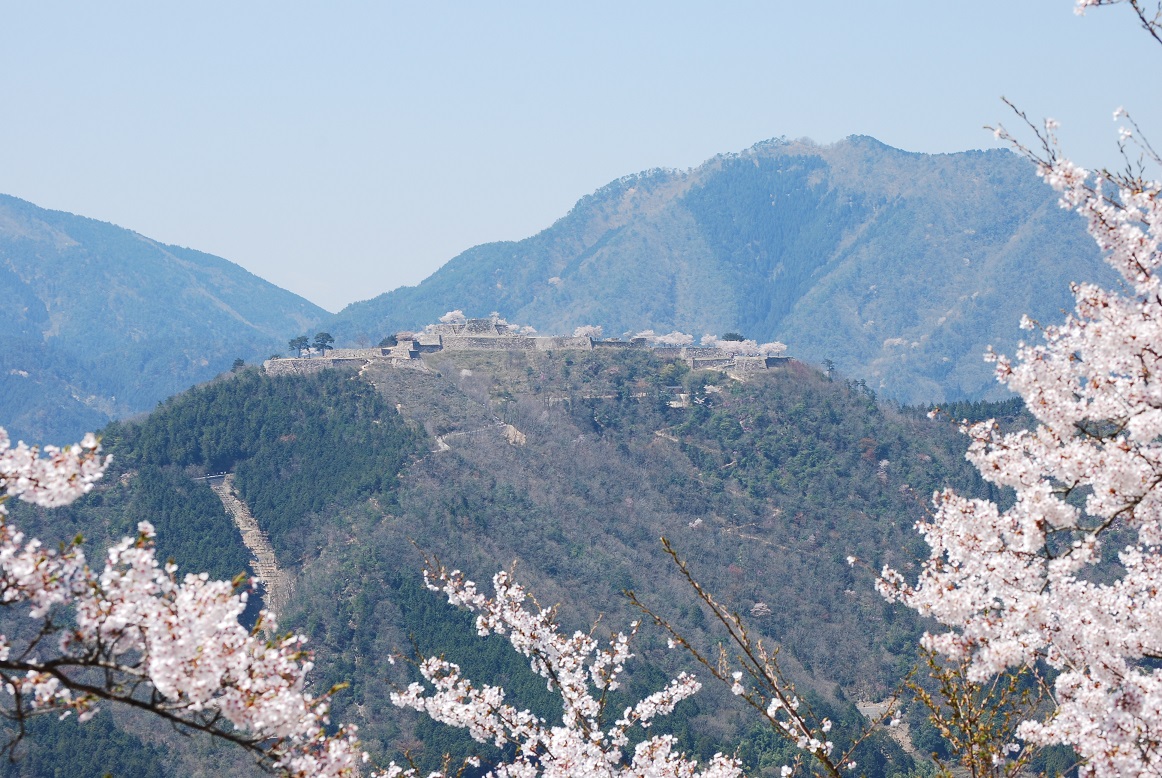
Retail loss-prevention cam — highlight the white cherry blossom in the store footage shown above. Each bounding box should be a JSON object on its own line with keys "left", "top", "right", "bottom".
{"left": 387, "top": 562, "right": 742, "bottom": 778}
{"left": 882, "top": 69, "right": 1162, "bottom": 778}
{"left": 697, "top": 336, "right": 786, "bottom": 357}
{"left": 0, "top": 428, "right": 372, "bottom": 777}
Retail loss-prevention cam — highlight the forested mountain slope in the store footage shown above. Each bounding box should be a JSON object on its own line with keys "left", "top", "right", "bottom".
{"left": 0, "top": 194, "right": 328, "bottom": 444}
{"left": 330, "top": 136, "right": 1112, "bottom": 404}
{"left": 6, "top": 352, "right": 1017, "bottom": 775}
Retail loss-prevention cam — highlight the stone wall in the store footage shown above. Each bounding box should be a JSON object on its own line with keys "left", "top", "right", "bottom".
{"left": 727, "top": 355, "right": 791, "bottom": 376}
{"left": 464, "top": 318, "right": 504, "bottom": 335}
{"left": 592, "top": 340, "right": 643, "bottom": 350}
{"left": 680, "top": 347, "right": 728, "bottom": 359}
{"left": 689, "top": 357, "right": 735, "bottom": 370}
{"left": 267, "top": 323, "right": 791, "bottom": 379}
{"left": 534, "top": 336, "right": 593, "bottom": 351}
{"left": 264, "top": 357, "right": 365, "bottom": 376}
{"left": 327, "top": 348, "right": 381, "bottom": 359}
{"left": 383, "top": 342, "right": 419, "bottom": 360}
{"left": 442, "top": 335, "right": 536, "bottom": 351}
{"left": 730, "top": 356, "right": 769, "bottom": 373}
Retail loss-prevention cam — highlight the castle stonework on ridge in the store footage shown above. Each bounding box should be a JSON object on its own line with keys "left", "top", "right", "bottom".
{"left": 263, "top": 316, "right": 789, "bottom": 377}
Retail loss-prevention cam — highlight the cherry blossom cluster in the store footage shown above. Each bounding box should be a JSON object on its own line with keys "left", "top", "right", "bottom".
{"left": 439, "top": 310, "right": 468, "bottom": 324}
{"left": 388, "top": 562, "right": 742, "bottom": 777}
{"left": 699, "top": 334, "right": 786, "bottom": 357}
{"left": 635, "top": 329, "right": 696, "bottom": 347}
{"left": 0, "top": 428, "right": 106, "bottom": 509}
{"left": 880, "top": 109, "right": 1162, "bottom": 777}
{"left": 573, "top": 324, "right": 604, "bottom": 339}
{"left": 629, "top": 328, "right": 788, "bottom": 354}
{"left": 0, "top": 427, "right": 374, "bottom": 777}
{"left": 432, "top": 310, "right": 536, "bottom": 335}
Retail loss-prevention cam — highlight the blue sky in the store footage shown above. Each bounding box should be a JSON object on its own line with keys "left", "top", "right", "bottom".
{"left": 1, "top": 1, "right": 1157, "bottom": 311}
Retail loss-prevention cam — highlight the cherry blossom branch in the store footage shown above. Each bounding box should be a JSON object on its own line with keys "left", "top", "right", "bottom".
{"left": 906, "top": 650, "right": 1055, "bottom": 778}
{"left": 1077, "top": 1, "right": 1162, "bottom": 47}
{"left": 0, "top": 427, "right": 379, "bottom": 778}
{"left": 387, "top": 555, "right": 742, "bottom": 777}
{"left": 883, "top": 6, "right": 1162, "bottom": 775}
{"left": 628, "top": 538, "right": 903, "bottom": 778}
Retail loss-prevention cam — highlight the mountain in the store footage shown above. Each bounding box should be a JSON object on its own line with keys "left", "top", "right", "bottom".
{"left": 327, "top": 136, "right": 1112, "bottom": 404}
{"left": 6, "top": 350, "right": 1020, "bottom": 776}
{"left": 1, "top": 135, "right": 1108, "bottom": 443}
{"left": 0, "top": 194, "right": 328, "bottom": 444}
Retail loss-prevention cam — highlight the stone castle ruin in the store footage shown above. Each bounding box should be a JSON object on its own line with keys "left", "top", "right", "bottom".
{"left": 264, "top": 315, "right": 789, "bottom": 377}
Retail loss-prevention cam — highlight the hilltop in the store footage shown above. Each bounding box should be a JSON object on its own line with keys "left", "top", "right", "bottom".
{"left": 327, "top": 136, "right": 1112, "bottom": 404}
{"left": 265, "top": 311, "right": 790, "bottom": 380}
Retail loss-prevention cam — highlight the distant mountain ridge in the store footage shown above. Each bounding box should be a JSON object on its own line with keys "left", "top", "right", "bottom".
{"left": 0, "top": 194, "right": 328, "bottom": 443}
{"left": 328, "top": 136, "right": 1112, "bottom": 404}
{"left": 0, "top": 135, "right": 1115, "bottom": 442}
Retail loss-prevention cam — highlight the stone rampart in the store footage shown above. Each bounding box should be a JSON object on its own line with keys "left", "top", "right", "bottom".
{"left": 690, "top": 357, "right": 736, "bottom": 370}
{"left": 415, "top": 333, "right": 443, "bottom": 348}
{"left": 264, "top": 357, "right": 365, "bottom": 376}
{"left": 726, "top": 355, "right": 792, "bottom": 376}
{"left": 730, "top": 356, "right": 769, "bottom": 373}
{"left": 443, "top": 335, "right": 536, "bottom": 351}
{"left": 268, "top": 318, "right": 790, "bottom": 379}
{"left": 464, "top": 318, "right": 506, "bottom": 335}
{"left": 681, "top": 347, "right": 730, "bottom": 359}
{"left": 383, "top": 342, "right": 419, "bottom": 360}
{"left": 592, "top": 340, "right": 643, "bottom": 350}
{"left": 534, "top": 336, "right": 593, "bottom": 351}
{"left": 327, "top": 348, "right": 381, "bottom": 359}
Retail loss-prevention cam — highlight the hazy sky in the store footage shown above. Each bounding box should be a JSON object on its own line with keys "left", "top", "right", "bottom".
{"left": 1, "top": 2, "right": 1158, "bottom": 312}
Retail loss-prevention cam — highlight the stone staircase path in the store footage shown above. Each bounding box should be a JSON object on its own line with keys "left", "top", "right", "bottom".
{"left": 856, "top": 699, "right": 919, "bottom": 757}
{"left": 208, "top": 474, "right": 294, "bottom": 617}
